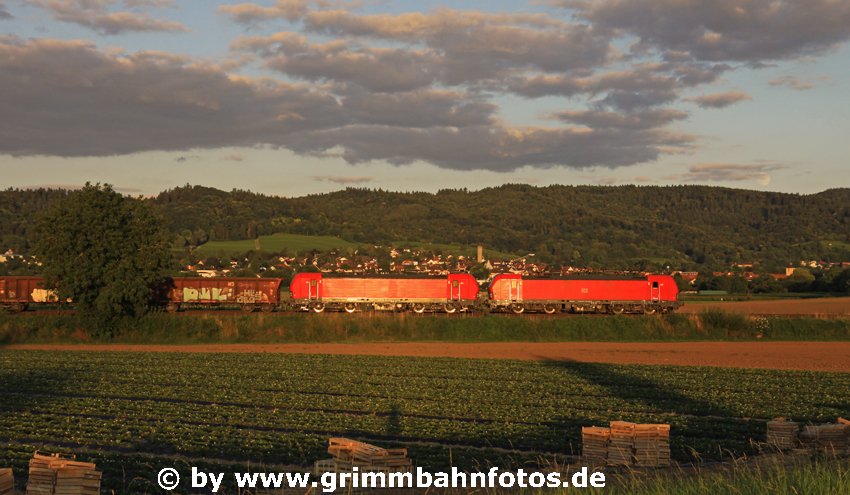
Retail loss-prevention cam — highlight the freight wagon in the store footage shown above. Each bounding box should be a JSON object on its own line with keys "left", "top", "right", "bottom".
{"left": 488, "top": 273, "right": 680, "bottom": 314}
{"left": 0, "top": 276, "right": 60, "bottom": 312}
{"left": 163, "top": 277, "right": 284, "bottom": 312}
{"left": 289, "top": 273, "right": 479, "bottom": 313}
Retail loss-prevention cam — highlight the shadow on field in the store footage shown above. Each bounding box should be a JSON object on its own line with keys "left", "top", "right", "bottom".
{"left": 0, "top": 366, "right": 75, "bottom": 415}
{"left": 539, "top": 359, "right": 734, "bottom": 418}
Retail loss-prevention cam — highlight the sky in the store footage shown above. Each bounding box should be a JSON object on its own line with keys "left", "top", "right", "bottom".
{"left": 1, "top": 0, "right": 849, "bottom": 197}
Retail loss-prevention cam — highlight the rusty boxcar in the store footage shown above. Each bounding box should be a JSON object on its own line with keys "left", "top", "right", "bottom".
{"left": 164, "top": 277, "right": 283, "bottom": 312}
{"left": 0, "top": 276, "right": 59, "bottom": 312}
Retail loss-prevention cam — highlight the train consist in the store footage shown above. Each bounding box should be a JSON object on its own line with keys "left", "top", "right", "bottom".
{"left": 1, "top": 273, "right": 680, "bottom": 314}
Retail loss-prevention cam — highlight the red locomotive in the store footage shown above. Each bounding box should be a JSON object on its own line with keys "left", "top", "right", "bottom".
{"left": 289, "top": 273, "right": 479, "bottom": 313}
{"left": 488, "top": 273, "right": 680, "bottom": 314}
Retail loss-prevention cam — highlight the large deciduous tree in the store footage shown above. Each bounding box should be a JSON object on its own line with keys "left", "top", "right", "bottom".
{"left": 33, "top": 183, "right": 172, "bottom": 333}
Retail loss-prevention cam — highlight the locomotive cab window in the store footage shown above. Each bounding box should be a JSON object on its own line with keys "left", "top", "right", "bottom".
{"left": 452, "top": 280, "right": 459, "bottom": 288}
{"left": 652, "top": 282, "right": 659, "bottom": 288}
{"left": 310, "top": 279, "right": 317, "bottom": 287}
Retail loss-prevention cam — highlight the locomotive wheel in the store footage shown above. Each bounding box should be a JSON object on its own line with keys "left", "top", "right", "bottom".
{"left": 643, "top": 305, "right": 657, "bottom": 315}
{"left": 542, "top": 304, "right": 557, "bottom": 314}
{"left": 510, "top": 304, "right": 525, "bottom": 314}
{"left": 344, "top": 303, "right": 357, "bottom": 313}
{"left": 412, "top": 303, "right": 426, "bottom": 314}
{"left": 611, "top": 304, "right": 625, "bottom": 315}
{"left": 311, "top": 302, "right": 325, "bottom": 313}
{"left": 443, "top": 303, "right": 457, "bottom": 314}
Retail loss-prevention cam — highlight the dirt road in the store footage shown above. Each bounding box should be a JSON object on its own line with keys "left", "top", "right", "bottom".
{"left": 5, "top": 341, "right": 850, "bottom": 372}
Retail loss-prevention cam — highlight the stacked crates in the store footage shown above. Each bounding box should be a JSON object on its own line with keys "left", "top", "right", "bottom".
{"left": 581, "top": 422, "right": 672, "bottom": 468}
{"left": 25, "top": 454, "right": 101, "bottom": 495}
{"left": 315, "top": 438, "right": 412, "bottom": 474}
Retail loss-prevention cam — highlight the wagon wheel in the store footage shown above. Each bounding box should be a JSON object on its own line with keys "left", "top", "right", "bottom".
{"left": 311, "top": 302, "right": 325, "bottom": 313}
{"left": 241, "top": 304, "right": 257, "bottom": 313}
{"left": 412, "top": 303, "right": 426, "bottom": 314}
{"left": 165, "top": 302, "right": 180, "bottom": 313}
{"left": 542, "top": 304, "right": 557, "bottom": 314}
{"left": 611, "top": 304, "right": 625, "bottom": 315}
{"left": 344, "top": 303, "right": 357, "bottom": 314}
{"left": 510, "top": 303, "right": 525, "bottom": 314}
{"left": 260, "top": 304, "right": 275, "bottom": 313}
{"left": 443, "top": 303, "right": 457, "bottom": 314}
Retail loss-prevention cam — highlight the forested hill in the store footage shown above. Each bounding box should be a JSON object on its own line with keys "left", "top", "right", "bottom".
{"left": 2, "top": 185, "right": 850, "bottom": 270}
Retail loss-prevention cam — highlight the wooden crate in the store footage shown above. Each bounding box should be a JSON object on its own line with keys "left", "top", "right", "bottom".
{"left": 581, "top": 427, "right": 610, "bottom": 464}
{"left": 0, "top": 468, "right": 14, "bottom": 495}
{"left": 767, "top": 418, "right": 800, "bottom": 449}
{"left": 53, "top": 468, "right": 101, "bottom": 495}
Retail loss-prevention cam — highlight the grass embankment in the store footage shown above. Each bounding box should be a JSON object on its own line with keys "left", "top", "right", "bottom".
{"left": 1, "top": 310, "right": 850, "bottom": 344}
{"left": 526, "top": 455, "right": 850, "bottom": 495}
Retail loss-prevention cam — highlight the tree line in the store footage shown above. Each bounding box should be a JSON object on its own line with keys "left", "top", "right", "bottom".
{"left": 3, "top": 184, "right": 850, "bottom": 272}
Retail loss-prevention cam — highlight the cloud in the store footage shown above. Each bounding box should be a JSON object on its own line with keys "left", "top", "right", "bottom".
{"left": 554, "top": 108, "right": 688, "bottom": 129}
{"left": 687, "top": 91, "right": 751, "bottom": 108}
{"left": 283, "top": 124, "right": 694, "bottom": 171}
{"left": 311, "top": 175, "right": 373, "bottom": 185}
{"left": 175, "top": 155, "right": 200, "bottom": 163}
{"left": 506, "top": 61, "right": 730, "bottom": 109}
{"left": 0, "top": 37, "right": 344, "bottom": 156}
{"left": 768, "top": 75, "right": 822, "bottom": 91}
{"left": 29, "top": 0, "right": 187, "bottom": 35}
{"left": 234, "top": 8, "right": 612, "bottom": 89}
{"left": 679, "top": 163, "right": 783, "bottom": 186}
{"left": 218, "top": 0, "right": 310, "bottom": 24}
{"left": 302, "top": 8, "right": 611, "bottom": 78}
{"left": 562, "top": 0, "right": 850, "bottom": 63}
{"left": 0, "top": 37, "right": 693, "bottom": 172}
{"left": 339, "top": 86, "right": 496, "bottom": 128}
{"left": 221, "top": 153, "right": 245, "bottom": 162}
{"left": 234, "top": 33, "right": 443, "bottom": 92}
{"left": 113, "top": 185, "right": 144, "bottom": 194}
{"left": 124, "top": 0, "right": 173, "bottom": 7}
{"left": 0, "top": 1, "right": 12, "bottom": 20}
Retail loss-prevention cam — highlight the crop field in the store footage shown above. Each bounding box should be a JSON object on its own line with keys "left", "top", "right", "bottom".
{"left": 1, "top": 351, "right": 849, "bottom": 493}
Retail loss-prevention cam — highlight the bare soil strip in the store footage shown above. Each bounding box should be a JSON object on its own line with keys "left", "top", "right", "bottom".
{"left": 678, "top": 296, "right": 850, "bottom": 315}
{"left": 4, "top": 342, "right": 850, "bottom": 372}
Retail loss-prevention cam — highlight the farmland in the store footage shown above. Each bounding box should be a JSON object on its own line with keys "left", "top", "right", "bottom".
{"left": 1, "top": 351, "right": 849, "bottom": 493}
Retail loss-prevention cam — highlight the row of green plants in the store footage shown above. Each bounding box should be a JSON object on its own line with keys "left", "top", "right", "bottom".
{"left": 1, "top": 351, "right": 848, "bottom": 492}
{"left": 2, "top": 310, "right": 850, "bottom": 344}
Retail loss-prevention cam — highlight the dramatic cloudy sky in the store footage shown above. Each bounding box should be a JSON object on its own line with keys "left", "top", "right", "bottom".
{"left": 1, "top": 0, "right": 848, "bottom": 195}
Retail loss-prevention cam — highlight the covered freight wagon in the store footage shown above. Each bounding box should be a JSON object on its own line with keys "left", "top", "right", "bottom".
{"left": 489, "top": 273, "right": 680, "bottom": 314}
{"left": 164, "top": 277, "right": 283, "bottom": 312}
{"left": 0, "top": 276, "right": 59, "bottom": 312}
{"left": 290, "top": 273, "right": 479, "bottom": 313}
